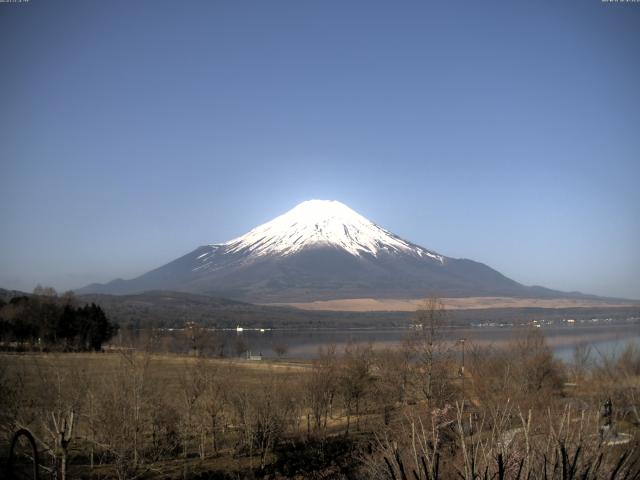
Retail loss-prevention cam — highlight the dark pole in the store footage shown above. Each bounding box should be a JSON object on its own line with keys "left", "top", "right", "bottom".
{"left": 460, "top": 339, "right": 466, "bottom": 406}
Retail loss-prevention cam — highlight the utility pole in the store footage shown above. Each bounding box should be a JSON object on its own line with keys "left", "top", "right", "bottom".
{"left": 458, "top": 338, "right": 466, "bottom": 406}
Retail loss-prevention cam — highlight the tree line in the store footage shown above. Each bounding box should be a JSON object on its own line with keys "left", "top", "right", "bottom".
{"left": 0, "top": 286, "right": 118, "bottom": 351}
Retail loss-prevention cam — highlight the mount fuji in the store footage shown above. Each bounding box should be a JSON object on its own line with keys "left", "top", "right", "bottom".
{"left": 77, "top": 200, "right": 585, "bottom": 302}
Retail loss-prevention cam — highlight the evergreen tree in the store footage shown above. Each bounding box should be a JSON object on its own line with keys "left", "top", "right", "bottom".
{"left": 0, "top": 292, "right": 117, "bottom": 351}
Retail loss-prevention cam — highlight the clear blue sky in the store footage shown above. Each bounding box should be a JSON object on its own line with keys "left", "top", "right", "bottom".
{"left": 1, "top": 1, "right": 638, "bottom": 299}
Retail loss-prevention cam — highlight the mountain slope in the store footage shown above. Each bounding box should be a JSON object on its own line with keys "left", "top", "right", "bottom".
{"left": 78, "top": 200, "right": 595, "bottom": 302}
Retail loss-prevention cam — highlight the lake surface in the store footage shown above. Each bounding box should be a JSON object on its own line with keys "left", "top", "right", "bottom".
{"left": 212, "top": 321, "right": 640, "bottom": 362}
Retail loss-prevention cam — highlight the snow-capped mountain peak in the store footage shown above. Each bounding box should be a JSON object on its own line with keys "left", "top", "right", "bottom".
{"left": 78, "top": 200, "right": 584, "bottom": 303}
{"left": 219, "top": 199, "right": 444, "bottom": 261}
{"left": 77, "top": 201, "right": 588, "bottom": 303}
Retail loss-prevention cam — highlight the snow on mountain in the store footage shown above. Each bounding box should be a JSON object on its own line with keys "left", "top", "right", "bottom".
{"left": 78, "top": 199, "right": 591, "bottom": 303}
{"left": 216, "top": 200, "right": 444, "bottom": 261}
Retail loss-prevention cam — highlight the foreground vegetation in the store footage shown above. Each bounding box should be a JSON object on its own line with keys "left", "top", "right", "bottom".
{"left": 0, "top": 298, "right": 639, "bottom": 479}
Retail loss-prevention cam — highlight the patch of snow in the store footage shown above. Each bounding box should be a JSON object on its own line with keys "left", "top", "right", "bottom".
{"left": 219, "top": 200, "right": 444, "bottom": 262}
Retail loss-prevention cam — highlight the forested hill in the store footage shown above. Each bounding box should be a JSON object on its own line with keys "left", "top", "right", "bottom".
{"left": 76, "top": 290, "right": 408, "bottom": 329}
{"left": 75, "top": 292, "right": 640, "bottom": 329}
{"left": 2, "top": 288, "right": 411, "bottom": 328}
{"left": 2, "top": 288, "right": 638, "bottom": 330}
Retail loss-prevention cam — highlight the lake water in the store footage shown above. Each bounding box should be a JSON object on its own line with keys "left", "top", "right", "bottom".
{"left": 212, "top": 321, "right": 640, "bottom": 362}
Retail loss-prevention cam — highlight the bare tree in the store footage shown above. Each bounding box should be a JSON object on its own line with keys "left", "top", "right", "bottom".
{"left": 24, "top": 357, "right": 88, "bottom": 480}
{"left": 0, "top": 361, "right": 24, "bottom": 443}
{"left": 306, "top": 344, "right": 338, "bottom": 437}
{"left": 93, "top": 349, "right": 153, "bottom": 479}
{"left": 234, "top": 336, "right": 248, "bottom": 357}
{"left": 178, "top": 357, "right": 230, "bottom": 460}
{"left": 200, "top": 362, "right": 228, "bottom": 456}
{"left": 273, "top": 342, "right": 289, "bottom": 359}
{"left": 511, "top": 328, "right": 566, "bottom": 404}
{"left": 185, "top": 323, "right": 217, "bottom": 356}
{"left": 339, "top": 342, "right": 373, "bottom": 434}
{"left": 372, "top": 347, "right": 412, "bottom": 426}
{"left": 229, "top": 370, "right": 297, "bottom": 470}
{"left": 572, "top": 342, "right": 593, "bottom": 384}
{"left": 179, "top": 359, "right": 207, "bottom": 457}
{"left": 412, "top": 297, "right": 451, "bottom": 407}
{"left": 33, "top": 285, "right": 57, "bottom": 297}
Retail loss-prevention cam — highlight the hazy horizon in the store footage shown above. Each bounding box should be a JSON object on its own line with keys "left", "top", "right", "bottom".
{"left": 1, "top": 1, "right": 639, "bottom": 299}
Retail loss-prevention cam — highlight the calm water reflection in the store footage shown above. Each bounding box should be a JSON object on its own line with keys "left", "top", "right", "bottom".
{"left": 211, "top": 323, "right": 640, "bottom": 361}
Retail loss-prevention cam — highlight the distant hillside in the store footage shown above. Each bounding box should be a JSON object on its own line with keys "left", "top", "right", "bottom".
{"left": 77, "top": 290, "right": 640, "bottom": 330}
{"left": 3, "top": 288, "right": 409, "bottom": 328}
{"left": 0, "top": 288, "right": 28, "bottom": 303}
{"left": 3, "top": 288, "right": 638, "bottom": 330}
{"left": 76, "top": 290, "right": 408, "bottom": 329}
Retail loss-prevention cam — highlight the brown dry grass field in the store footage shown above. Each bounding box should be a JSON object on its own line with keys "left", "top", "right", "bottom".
{"left": 2, "top": 335, "right": 639, "bottom": 480}
{"left": 0, "top": 351, "right": 311, "bottom": 395}
{"left": 267, "top": 296, "right": 639, "bottom": 312}
{"left": 0, "top": 352, "right": 317, "bottom": 479}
